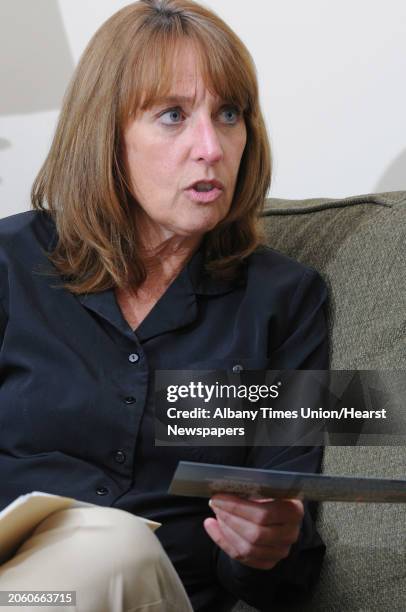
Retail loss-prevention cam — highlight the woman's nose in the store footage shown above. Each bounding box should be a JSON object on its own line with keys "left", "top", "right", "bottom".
{"left": 190, "top": 116, "right": 223, "bottom": 164}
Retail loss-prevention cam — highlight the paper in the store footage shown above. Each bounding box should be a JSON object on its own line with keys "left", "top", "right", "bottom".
{"left": 0, "top": 492, "right": 161, "bottom": 565}
{"left": 168, "top": 461, "right": 406, "bottom": 503}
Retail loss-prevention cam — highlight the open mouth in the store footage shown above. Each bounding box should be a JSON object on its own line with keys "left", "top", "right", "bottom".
{"left": 185, "top": 185, "right": 223, "bottom": 203}
{"left": 194, "top": 183, "right": 216, "bottom": 192}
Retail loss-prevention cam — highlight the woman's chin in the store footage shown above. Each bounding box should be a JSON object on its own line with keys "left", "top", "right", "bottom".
{"left": 179, "top": 222, "right": 220, "bottom": 237}
{"left": 181, "top": 211, "right": 227, "bottom": 235}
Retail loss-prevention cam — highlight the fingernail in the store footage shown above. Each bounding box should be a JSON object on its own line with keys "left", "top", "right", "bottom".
{"left": 209, "top": 498, "right": 224, "bottom": 509}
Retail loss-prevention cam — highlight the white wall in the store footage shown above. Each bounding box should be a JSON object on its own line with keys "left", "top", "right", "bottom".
{"left": 0, "top": 0, "right": 405, "bottom": 219}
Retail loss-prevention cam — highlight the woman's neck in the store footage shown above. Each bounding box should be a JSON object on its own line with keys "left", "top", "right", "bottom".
{"left": 137, "top": 219, "right": 203, "bottom": 289}
{"left": 114, "top": 230, "right": 202, "bottom": 330}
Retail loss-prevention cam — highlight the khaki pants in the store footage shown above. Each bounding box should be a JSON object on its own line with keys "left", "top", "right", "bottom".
{"left": 0, "top": 506, "right": 194, "bottom": 612}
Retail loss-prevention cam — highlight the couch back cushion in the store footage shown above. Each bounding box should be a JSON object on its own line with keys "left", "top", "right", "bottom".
{"left": 261, "top": 190, "right": 406, "bottom": 369}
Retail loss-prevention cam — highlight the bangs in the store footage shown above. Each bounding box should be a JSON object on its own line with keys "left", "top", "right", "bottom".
{"left": 123, "top": 25, "right": 253, "bottom": 121}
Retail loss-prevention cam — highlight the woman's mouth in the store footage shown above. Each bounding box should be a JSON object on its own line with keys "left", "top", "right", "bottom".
{"left": 184, "top": 186, "right": 223, "bottom": 203}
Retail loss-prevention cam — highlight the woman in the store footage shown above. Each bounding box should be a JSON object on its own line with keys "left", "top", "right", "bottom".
{"left": 0, "top": 1, "right": 329, "bottom": 611}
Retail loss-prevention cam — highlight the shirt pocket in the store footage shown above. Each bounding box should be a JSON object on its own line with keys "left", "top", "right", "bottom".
{"left": 159, "top": 357, "right": 271, "bottom": 466}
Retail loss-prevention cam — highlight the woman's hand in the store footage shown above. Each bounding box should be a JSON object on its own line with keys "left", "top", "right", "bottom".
{"left": 203, "top": 494, "right": 304, "bottom": 570}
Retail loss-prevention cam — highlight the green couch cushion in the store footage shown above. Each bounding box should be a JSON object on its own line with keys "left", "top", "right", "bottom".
{"left": 233, "top": 191, "right": 406, "bottom": 612}
{"left": 261, "top": 190, "right": 406, "bottom": 369}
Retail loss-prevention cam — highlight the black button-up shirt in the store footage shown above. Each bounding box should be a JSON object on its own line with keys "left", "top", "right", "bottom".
{"left": 0, "top": 211, "right": 329, "bottom": 612}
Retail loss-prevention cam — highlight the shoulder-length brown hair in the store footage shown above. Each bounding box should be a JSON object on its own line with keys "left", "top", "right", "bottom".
{"left": 31, "top": 0, "right": 272, "bottom": 294}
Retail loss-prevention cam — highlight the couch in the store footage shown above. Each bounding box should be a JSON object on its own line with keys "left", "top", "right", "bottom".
{"left": 234, "top": 191, "right": 406, "bottom": 611}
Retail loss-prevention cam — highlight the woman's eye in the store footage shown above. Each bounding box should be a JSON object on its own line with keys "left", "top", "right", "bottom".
{"left": 159, "top": 107, "right": 184, "bottom": 125}
{"left": 220, "top": 106, "right": 241, "bottom": 124}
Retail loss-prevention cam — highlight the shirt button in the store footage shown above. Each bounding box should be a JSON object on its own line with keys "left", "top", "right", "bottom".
{"left": 96, "top": 487, "right": 109, "bottom": 496}
{"left": 232, "top": 364, "right": 244, "bottom": 372}
{"left": 124, "top": 396, "right": 136, "bottom": 404}
{"left": 128, "top": 353, "right": 140, "bottom": 363}
{"left": 114, "top": 450, "right": 126, "bottom": 464}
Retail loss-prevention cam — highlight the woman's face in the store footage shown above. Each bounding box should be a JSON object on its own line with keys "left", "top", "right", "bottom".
{"left": 123, "top": 42, "right": 247, "bottom": 244}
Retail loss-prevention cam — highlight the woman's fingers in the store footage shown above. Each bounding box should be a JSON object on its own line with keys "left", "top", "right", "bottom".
{"left": 203, "top": 516, "right": 240, "bottom": 560}
{"left": 203, "top": 516, "right": 287, "bottom": 569}
{"left": 204, "top": 494, "right": 304, "bottom": 569}
{"left": 211, "top": 506, "right": 301, "bottom": 548}
{"left": 209, "top": 494, "right": 304, "bottom": 526}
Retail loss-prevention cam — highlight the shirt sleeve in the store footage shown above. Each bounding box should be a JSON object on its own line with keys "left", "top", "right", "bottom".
{"left": 215, "top": 268, "right": 329, "bottom": 610}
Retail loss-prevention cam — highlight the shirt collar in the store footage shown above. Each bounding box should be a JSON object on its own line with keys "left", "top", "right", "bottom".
{"left": 45, "top": 215, "right": 246, "bottom": 341}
